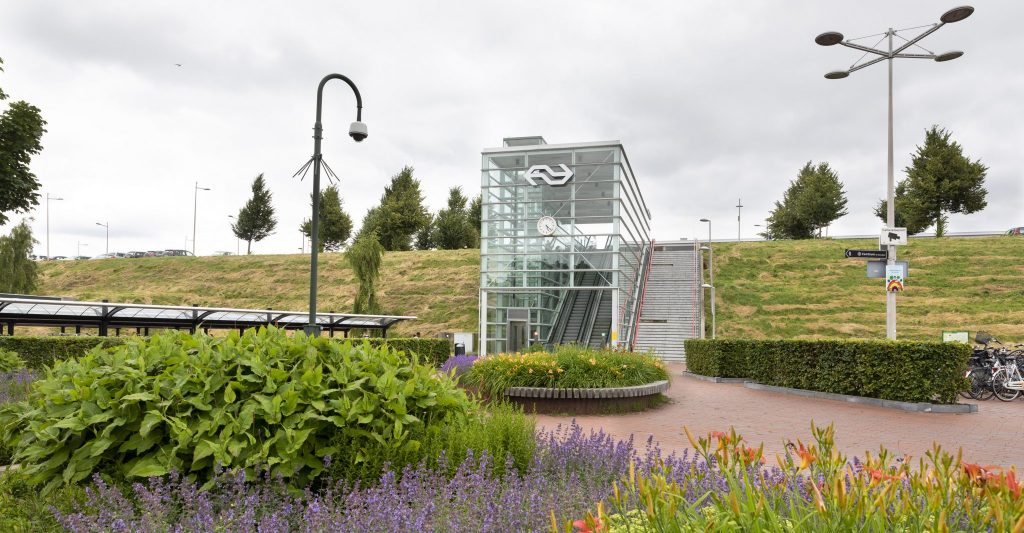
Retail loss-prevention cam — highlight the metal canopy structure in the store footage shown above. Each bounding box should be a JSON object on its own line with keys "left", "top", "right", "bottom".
{"left": 0, "top": 296, "right": 415, "bottom": 337}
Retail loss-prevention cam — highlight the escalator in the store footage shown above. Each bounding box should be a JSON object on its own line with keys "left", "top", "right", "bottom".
{"left": 547, "top": 271, "right": 613, "bottom": 349}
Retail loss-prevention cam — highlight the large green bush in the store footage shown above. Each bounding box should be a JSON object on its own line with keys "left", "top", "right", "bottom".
{"left": 0, "top": 335, "right": 448, "bottom": 370}
{"left": 464, "top": 345, "right": 669, "bottom": 397}
{"left": 684, "top": 339, "right": 969, "bottom": 404}
{"left": 0, "top": 327, "right": 472, "bottom": 492}
{"left": 0, "top": 349, "right": 24, "bottom": 373}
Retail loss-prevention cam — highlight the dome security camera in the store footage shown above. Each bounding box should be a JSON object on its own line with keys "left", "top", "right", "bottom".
{"left": 349, "top": 121, "right": 368, "bottom": 142}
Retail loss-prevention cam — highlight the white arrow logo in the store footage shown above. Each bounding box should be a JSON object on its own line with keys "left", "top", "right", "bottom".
{"left": 524, "top": 164, "right": 574, "bottom": 186}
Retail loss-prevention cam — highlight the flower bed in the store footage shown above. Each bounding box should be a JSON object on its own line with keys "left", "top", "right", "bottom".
{"left": 461, "top": 346, "right": 670, "bottom": 414}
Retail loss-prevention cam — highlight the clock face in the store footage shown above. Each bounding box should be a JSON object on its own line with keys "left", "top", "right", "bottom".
{"left": 537, "top": 216, "right": 557, "bottom": 236}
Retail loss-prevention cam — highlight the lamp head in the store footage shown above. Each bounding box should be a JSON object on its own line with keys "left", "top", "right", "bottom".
{"left": 699, "top": 218, "right": 710, "bottom": 223}
{"left": 935, "top": 50, "right": 964, "bottom": 62}
{"left": 825, "top": 70, "right": 850, "bottom": 80}
{"left": 940, "top": 6, "right": 974, "bottom": 23}
{"left": 349, "top": 121, "right": 368, "bottom": 142}
{"left": 815, "top": 31, "right": 844, "bottom": 46}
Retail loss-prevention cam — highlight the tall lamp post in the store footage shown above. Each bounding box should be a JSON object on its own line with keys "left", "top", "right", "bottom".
{"left": 302, "top": 74, "right": 367, "bottom": 337}
{"left": 95, "top": 222, "right": 109, "bottom": 255}
{"left": 192, "top": 182, "right": 211, "bottom": 256}
{"left": 816, "top": 5, "right": 973, "bottom": 340}
{"left": 735, "top": 198, "right": 743, "bottom": 242}
{"left": 227, "top": 215, "right": 240, "bottom": 255}
{"left": 76, "top": 241, "right": 88, "bottom": 259}
{"left": 701, "top": 283, "right": 716, "bottom": 339}
{"left": 46, "top": 193, "right": 63, "bottom": 259}
{"left": 699, "top": 218, "right": 713, "bottom": 287}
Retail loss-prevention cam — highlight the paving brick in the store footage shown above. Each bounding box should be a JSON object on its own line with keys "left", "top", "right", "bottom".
{"left": 536, "top": 363, "right": 1024, "bottom": 468}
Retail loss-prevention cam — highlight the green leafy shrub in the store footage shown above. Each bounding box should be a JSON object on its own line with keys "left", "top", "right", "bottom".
{"left": 0, "top": 335, "right": 448, "bottom": 370}
{"left": 0, "top": 336, "right": 124, "bottom": 369}
{"left": 329, "top": 401, "right": 536, "bottom": 483}
{"left": 463, "top": 345, "right": 669, "bottom": 397}
{"left": 0, "top": 327, "right": 474, "bottom": 492}
{"left": 0, "top": 350, "right": 24, "bottom": 373}
{"left": 684, "top": 338, "right": 968, "bottom": 404}
{"left": 0, "top": 470, "right": 87, "bottom": 531}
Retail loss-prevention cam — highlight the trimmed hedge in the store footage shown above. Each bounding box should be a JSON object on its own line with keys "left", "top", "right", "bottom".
{"left": 684, "top": 339, "right": 969, "bottom": 404}
{"left": 0, "top": 335, "right": 450, "bottom": 370}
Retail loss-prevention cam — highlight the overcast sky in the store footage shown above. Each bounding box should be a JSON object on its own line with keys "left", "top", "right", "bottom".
{"left": 1, "top": 0, "right": 1021, "bottom": 257}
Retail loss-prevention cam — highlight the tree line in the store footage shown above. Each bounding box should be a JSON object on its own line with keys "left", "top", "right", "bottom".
{"left": 763, "top": 125, "right": 988, "bottom": 240}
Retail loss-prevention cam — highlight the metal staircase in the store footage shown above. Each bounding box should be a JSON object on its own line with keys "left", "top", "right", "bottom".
{"left": 632, "top": 240, "right": 701, "bottom": 362}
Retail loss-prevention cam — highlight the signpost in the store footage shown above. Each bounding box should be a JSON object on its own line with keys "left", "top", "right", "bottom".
{"left": 867, "top": 260, "right": 907, "bottom": 279}
{"left": 845, "top": 249, "right": 888, "bottom": 259}
{"left": 880, "top": 227, "right": 908, "bottom": 246}
{"left": 941, "top": 331, "right": 970, "bottom": 344}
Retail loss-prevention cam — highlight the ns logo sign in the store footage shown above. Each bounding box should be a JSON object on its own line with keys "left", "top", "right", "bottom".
{"left": 524, "top": 164, "right": 574, "bottom": 186}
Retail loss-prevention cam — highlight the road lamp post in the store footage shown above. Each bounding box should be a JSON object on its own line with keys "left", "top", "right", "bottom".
{"left": 301, "top": 74, "right": 367, "bottom": 337}
{"left": 46, "top": 193, "right": 63, "bottom": 259}
{"left": 227, "top": 215, "right": 240, "bottom": 255}
{"left": 699, "top": 218, "right": 713, "bottom": 286}
{"left": 736, "top": 198, "right": 743, "bottom": 242}
{"left": 816, "top": 5, "right": 973, "bottom": 340}
{"left": 701, "top": 283, "right": 716, "bottom": 339}
{"left": 76, "top": 241, "right": 88, "bottom": 258}
{"left": 95, "top": 222, "right": 109, "bottom": 255}
{"left": 192, "top": 182, "right": 211, "bottom": 256}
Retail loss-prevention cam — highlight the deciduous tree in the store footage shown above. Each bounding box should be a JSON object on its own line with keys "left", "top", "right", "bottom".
{"left": 0, "top": 58, "right": 47, "bottom": 226}
{"left": 874, "top": 126, "right": 987, "bottom": 237}
{"left": 346, "top": 230, "right": 383, "bottom": 314}
{"left": 0, "top": 220, "right": 38, "bottom": 294}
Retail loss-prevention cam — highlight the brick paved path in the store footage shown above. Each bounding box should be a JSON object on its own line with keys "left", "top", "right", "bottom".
{"left": 536, "top": 364, "right": 1024, "bottom": 468}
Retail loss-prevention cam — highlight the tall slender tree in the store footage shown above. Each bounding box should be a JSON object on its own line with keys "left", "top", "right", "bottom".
{"left": 232, "top": 173, "right": 277, "bottom": 254}
{"left": 0, "top": 58, "right": 47, "bottom": 226}
{"left": 0, "top": 220, "right": 38, "bottom": 294}
{"left": 358, "top": 166, "right": 430, "bottom": 251}
{"left": 467, "top": 194, "right": 482, "bottom": 248}
{"left": 346, "top": 230, "right": 383, "bottom": 314}
{"left": 874, "top": 126, "right": 987, "bottom": 237}
{"left": 301, "top": 185, "right": 353, "bottom": 251}
{"left": 433, "top": 186, "right": 473, "bottom": 249}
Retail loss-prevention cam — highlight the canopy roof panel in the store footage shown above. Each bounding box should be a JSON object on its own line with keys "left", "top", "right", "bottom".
{"left": 0, "top": 296, "right": 415, "bottom": 333}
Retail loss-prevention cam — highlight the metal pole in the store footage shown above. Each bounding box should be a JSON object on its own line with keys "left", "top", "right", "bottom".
{"left": 193, "top": 182, "right": 198, "bottom": 255}
{"left": 886, "top": 28, "right": 897, "bottom": 340}
{"left": 46, "top": 195, "right": 51, "bottom": 258}
{"left": 305, "top": 74, "right": 364, "bottom": 337}
{"left": 710, "top": 286, "right": 716, "bottom": 339}
{"left": 736, "top": 198, "right": 743, "bottom": 242}
{"left": 104, "top": 223, "right": 109, "bottom": 254}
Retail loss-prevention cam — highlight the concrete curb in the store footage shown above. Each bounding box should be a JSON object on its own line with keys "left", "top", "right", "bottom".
{"left": 680, "top": 372, "right": 749, "bottom": 384}
{"left": 743, "top": 382, "right": 977, "bottom": 414}
{"left": 505, "top": 380, "right": 671, "bottom": 399}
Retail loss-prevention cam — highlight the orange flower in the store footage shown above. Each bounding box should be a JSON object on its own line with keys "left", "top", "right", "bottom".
{"left": 797, "top": 443, "right": 816, "bottom": 470}
{"left": 573, "top": 518, "right": 604, "bottom": 532}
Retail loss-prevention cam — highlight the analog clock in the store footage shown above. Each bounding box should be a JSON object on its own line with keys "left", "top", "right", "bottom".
{"left": 537, "top": 216, "right": 558, "bottom": 236}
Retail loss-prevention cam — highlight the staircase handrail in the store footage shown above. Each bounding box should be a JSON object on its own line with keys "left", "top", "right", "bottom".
{"left": 629, "top": 239, "right": 655, "bottom": 351}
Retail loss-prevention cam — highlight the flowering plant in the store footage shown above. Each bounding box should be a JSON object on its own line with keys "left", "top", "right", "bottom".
{"left": 463, "top": 345, "right": 668, "bottom": 396}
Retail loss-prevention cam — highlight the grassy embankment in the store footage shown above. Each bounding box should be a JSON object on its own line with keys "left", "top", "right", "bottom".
{"left": 37, "top": 249, "right": 479, "bottom": 337}
{"left": 707, "top": 236, "right": 1023, "bottom": 341}
{"left": 35, "top": 236, "right": 1022, "bottom": 342}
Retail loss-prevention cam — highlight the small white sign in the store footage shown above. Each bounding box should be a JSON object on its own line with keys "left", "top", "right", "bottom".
{"left": 885, "top": 264, "right": 905, "bottom": 293}
{"left": 880, "top": 227, "right": 908, "bottom": 246}
{"left": 942, "top": 331, "right": 970, "bottom": 344}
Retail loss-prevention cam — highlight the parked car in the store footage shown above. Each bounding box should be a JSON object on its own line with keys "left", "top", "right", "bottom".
{"left": 51, "top": 256, "right": 69, "bottom": 260}
{"left": 1007, "top": 227, "right": 1023, "bottom": 236}
{"left": 73, "top": 256, "right": 91, "bottom": 260}
{"left": 92, "top": 253, "right": 117, "bottom": 260}
{"left": 127, "top": 251, "right": 147, "bottom": 258}
{"left": 145, "top": 251, "right": 166, "bottom": 257}
{"left": 163, "top": 249, "right": 194, "bottom": 257}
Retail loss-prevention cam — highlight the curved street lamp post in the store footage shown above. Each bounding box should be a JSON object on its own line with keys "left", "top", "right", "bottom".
{"left": 815, "top": 5, "right": 973, "bottom": 340}
{"left": 302, "top": 74, "right": 366, "bottom": 337}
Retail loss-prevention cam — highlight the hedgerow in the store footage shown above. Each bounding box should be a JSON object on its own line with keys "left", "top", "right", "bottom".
{"left": 685, "top": 338, "right": 969, "bottom": 404}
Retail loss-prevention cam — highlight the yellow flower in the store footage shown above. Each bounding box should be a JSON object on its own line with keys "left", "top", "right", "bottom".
{"left": 589, "top": 358, "right": 597, "bottom": 365}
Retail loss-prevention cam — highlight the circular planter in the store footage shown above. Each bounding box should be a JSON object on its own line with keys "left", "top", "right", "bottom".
{"left": 502, "top": 380, "right": 671, "bottom": 415}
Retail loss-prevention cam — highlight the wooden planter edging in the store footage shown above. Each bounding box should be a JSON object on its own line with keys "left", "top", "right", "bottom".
{"left": 502, "top": 380, "right": 671, "bottom": 414}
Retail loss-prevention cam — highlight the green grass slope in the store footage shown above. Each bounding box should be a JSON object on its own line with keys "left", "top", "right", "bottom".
{"left": 708, "top": 236, "right": 1023, "bottom": 341}
{"left": 34, "top": 236, "right": 1021, "bottom": 342}
{"left": 37, "top": 250, "right": 479, "bottom": 337}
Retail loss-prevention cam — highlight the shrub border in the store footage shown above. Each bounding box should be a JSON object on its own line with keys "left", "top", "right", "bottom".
{"left": 684, "top": 338, "right": 969, "bottom": 405}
